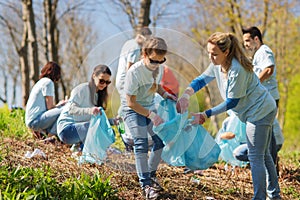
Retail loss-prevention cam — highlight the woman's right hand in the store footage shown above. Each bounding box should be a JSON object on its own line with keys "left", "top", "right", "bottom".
{"left": 176, "top": 93, "right": 190, "bottom": 113}
{"left": 91, "top": 107, "right": 102, "bottom": 115}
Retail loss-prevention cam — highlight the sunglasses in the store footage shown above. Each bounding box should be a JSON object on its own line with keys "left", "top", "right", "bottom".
{"left": 98, "top": 78, "right": 111, "bottom": 85}
{"left": 149, "top": 57, "right": 166, "bottom": 64}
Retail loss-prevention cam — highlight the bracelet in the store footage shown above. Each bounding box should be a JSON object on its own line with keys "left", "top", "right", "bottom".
{"left": 148, "top": 111, "right": 157, "bottom": 120}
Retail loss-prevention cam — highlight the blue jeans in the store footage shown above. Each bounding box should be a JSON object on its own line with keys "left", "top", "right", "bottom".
{"left": 233, "top": 133, "right": 279, "bottom": 164}
{"left": 124, "top": 110, "right": 164, "bottom": 188}
{"left": 58, "top": 122, "right": 89, "bottom": 144}
{"left": 246, "top": 109, "right": 281, "bottom": 200}
{"left": 29, "top": 107, "right": 63, "bottom": 135}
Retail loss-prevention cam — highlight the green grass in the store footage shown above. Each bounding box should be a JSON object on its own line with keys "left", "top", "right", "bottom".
{"left": 0, "top": 165, "right": 118, "bottom": 200}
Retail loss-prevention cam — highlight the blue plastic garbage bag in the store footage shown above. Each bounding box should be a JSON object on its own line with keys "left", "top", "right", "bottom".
{"left": 215, "top": 112, "right": 248, "bottom": 167}
{"left": 153, "top": 99, "right": 221, "bottom": 170}
{"left": 79, "top": 108, "right": 115, "bottom": 164}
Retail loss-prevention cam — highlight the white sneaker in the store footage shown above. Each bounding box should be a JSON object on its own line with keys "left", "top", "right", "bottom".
{"left": 144, "top": 185, "right": 159, "bottom": 200}
{"left": 151, "top": 177, "right": 163, "bottom": 191}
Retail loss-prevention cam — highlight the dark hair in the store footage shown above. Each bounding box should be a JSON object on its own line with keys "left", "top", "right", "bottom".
{"left": 139, "top": 27, "right": 152, "bottom": 36}
{"left": 89, "top": 65, "right": 111, "bottom": 109}
{"left": 39, "top": 61, "right": 61, "bottom": 82}
{"left": 242, "top": 26, "right": 263, "bottom": 44}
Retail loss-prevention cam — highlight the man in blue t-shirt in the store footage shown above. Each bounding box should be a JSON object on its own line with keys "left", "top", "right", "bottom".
{"left": 240, "top": 26, "right": 283, "bottom": 175}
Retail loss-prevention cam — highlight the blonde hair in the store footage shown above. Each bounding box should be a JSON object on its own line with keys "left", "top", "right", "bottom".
{"left": 142, "top": 37, "right": 167, "bottom": 93}
{"left": 208, "top": 32, "right": 253, "bottom": 72}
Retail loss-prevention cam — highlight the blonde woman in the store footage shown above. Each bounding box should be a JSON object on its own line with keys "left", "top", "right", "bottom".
{"left": 176, "top": 32, "right": 281, "bottom": 200}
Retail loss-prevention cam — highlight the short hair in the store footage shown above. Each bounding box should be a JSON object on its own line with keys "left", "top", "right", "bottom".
{"left": 142, "top": 36, "right": 167, "bottom": 56}
{"left": 242, "top": 26, "right": 263, "bottom": 44}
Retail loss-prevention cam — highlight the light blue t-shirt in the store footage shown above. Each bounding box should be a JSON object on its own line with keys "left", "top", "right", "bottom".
{"left": 116, "top": 39, "right": 141, "bottom": 93}
{"left": 25, "top": 77, "right": 55, "bottom": 126}
{"left": 197, "top": 59, "right": 276, "bottom": 122}
{"left": 253, "top": 44, "right": 279, "bottom": 100}
{"left": 123, "top": 60, "right": 163, "bottom": 110}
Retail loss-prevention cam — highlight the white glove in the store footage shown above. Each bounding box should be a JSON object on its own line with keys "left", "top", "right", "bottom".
{"left": 148, "top": 111, "right": 164, "bottom": 126}
{"left": 176, "top": 93, "right": 190, "bottom": 113}
{"left": 162, "top": 91, "right": 177, "bottom": 101}
{"left": 191, "top": 112, "right": 207, "bottom": 125}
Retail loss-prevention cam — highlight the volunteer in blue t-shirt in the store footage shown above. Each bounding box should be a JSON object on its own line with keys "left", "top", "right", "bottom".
{"left": 176, "top": 32, "right": 281, "bottom": 200}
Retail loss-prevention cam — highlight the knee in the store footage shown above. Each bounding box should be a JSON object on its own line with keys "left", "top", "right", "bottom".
{"left": 134, "top": 138, "right": 149, "bottom": 154}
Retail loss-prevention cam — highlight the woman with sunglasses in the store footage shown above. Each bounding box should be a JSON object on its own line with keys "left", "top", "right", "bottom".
{"left": 123, "top": 37, "right": 176, "bottom": 199}
{"left": 57, "top": 65, "right": 111, "bottom": 145}
{"left": 25, "top": 61, "right": 67, "bottom": 139}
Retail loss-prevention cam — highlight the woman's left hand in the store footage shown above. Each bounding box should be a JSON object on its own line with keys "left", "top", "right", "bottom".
{"left": 191, "top": 112, "right": 207, "bottom": 125}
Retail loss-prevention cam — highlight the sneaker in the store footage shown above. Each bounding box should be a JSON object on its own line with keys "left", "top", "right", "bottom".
{"left": 143, "top": 185, "right": 159, "bottom": 200}
{"left": 70, "top": 143, "right": 83, "bottom": 153}
{"left": 151, "top": 177, "right": 163, "bottom": 191}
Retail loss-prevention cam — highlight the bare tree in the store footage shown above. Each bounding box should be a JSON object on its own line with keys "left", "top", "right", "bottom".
{"left": 23, "top": 0, "right": 39, "bottom": 84}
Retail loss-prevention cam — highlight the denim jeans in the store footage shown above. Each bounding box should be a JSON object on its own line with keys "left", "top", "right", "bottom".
{"left": 29, "top": 107, "right": 63, "bottom": 135}
{"left": 58, "top": 122, "right": 89, "bottom": 144}
{"left": 124, "top": 110, "right": 164, "bottom": 188}
{"left": 246, "top": 109, "right": 281, "bottom": 200}
{"left": 233, "top": 133, "right": 279, "bottom": 165}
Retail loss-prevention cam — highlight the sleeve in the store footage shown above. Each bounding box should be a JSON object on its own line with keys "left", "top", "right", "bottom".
{"left": 42, "top": 80, "right": 55, "bottom": 97}
{"left": 227, "top": 66, "right": 248, "bottom": 99}
{"left": 205, "top": 98, "right": 240, "bottom": 118}
{"left": 124, "top": 69, "right": 139, "bottom": 96}
{"left": 127, "top": 49, "right": 140, "bottom": 64}
{"left": 254, "top": 49, "right": 275, "bottom": 70}
{"left": 189, "top": 64, "right": 215, "bottom": 92}
{"left": 68, "top": 86, "right": 93, "bottom": 116}
{"left": 189, "top": 74, "right": 214, "bottom": 93}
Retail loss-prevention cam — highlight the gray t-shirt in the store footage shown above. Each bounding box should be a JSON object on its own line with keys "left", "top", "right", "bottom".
{"left": 202, "top": 59, "right": 276, "bottom": 122}
{"left": 25, "top": 77, "right": 54, "bottom": 126}
{"left": 123, "top": 60, "right": 163, "bottom": 110}
{"left": 253, "top": 44, "right": 280, "bottom": 100}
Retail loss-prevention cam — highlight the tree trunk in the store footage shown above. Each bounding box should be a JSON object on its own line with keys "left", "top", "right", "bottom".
{"left": 44, "top": 0, "right": 61, "bottom": 102}
{"left": 24, "top": 0, "right": 39, "bottom": 84}
{"left": 136, "top": 0, "right": 151, "bottom": 33}
{"left": 20, "top": 1, "right": 30, "bottom": 107}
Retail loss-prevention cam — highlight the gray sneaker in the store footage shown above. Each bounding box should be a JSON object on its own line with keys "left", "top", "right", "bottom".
{"left": 151, "top": 177, "right": 163, "bottom": 191}
{"left": 144, "top": 185, "right": 159, "bottom": 200}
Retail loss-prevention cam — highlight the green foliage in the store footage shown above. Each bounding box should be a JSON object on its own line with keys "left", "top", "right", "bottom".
{"left": 283, "top": 74, "right": 300, "bottom": 152}
{"left": 0, "top": 105, "right": 30, "bottom": 139}
{"left": 0, "top": 165, "right": 118, "bottom": 200}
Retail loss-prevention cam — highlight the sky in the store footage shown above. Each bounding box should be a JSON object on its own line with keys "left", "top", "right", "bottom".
{"left": 0, "top": 0, "right": 202, "bottom": 108}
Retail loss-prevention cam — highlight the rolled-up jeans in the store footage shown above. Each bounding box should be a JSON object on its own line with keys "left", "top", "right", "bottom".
{"left": 58, "top": 122, "right": 89, "bottom": 144}
{"left": 29, "top": 107, "right": 63, "bottom": 135}
{"left": 124, "top": 109, "right": 164, "bottom": 188}
{"left": 246, "top": 109, "right": 281, "bottom": 200}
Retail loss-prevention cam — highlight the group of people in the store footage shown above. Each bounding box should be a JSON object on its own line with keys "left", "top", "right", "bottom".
{"left": 25, "top": 26, "right": 282, "bottom": 200}
{"left": 25, "top": 63, "right": 112, "bottom": 149}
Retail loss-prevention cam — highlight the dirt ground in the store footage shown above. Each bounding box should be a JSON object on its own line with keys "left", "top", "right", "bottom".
{"left": 1, "top": 137, "right": 299, "bottom": 200}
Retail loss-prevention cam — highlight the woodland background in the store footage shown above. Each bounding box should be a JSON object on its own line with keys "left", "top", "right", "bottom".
{"left": 0, "top": 0, "right": 299, "bottom": 152}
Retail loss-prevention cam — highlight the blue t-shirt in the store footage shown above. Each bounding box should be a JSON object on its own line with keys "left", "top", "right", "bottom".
{"left": 116, "top": 39, "right": 141, "bottom": 94}
{"left": 253, "top": 44, "right": 279, "bottom": 100}
{"left": 190, "top": 59, "right": 276, "bottom": 122}
{"left": 25, "top": 77, "right": 55, "bottom": 126}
